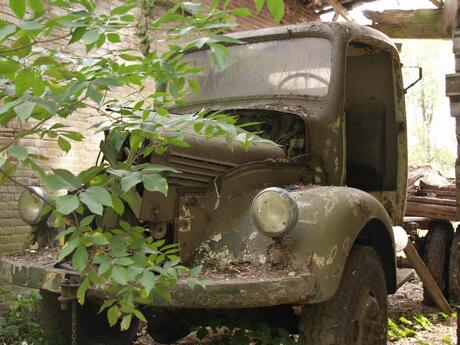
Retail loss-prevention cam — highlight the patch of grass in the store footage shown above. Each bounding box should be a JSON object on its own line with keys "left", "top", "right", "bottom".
{"left": 0, "top": 292, "right": 63, "bottom": 345}
{"left": 388, "top": 312, "right": 454, "bottom": 342}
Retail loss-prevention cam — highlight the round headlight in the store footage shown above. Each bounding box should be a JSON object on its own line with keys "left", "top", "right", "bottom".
{"left": 18, "top": 187, "right": 47, "bottom": 225}
{"left": 251, "top": 187, "right": 298, "bottom": 238}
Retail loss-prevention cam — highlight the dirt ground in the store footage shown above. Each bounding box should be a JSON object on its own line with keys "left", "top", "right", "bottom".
{"left": 135, "top": 277, "right": 457, "bottom": 345}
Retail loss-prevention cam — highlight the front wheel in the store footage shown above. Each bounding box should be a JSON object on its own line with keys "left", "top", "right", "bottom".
{"left": 77, "top": 301, "right": 139, "bottom": 345}
{"left": 299, "top": 246, "right": 388, "bottom": 345}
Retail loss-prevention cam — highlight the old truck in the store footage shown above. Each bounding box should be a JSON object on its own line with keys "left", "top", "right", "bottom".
{"left": 1, "top": 22, "right": 413, "bottom": 345}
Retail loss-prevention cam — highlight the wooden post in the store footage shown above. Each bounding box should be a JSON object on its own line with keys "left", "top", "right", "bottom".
{"left": 404, "top": 240, "right": 453, "bottom": 314}
{"left": 457, "top": 307, "right": 460, "bottom": 345}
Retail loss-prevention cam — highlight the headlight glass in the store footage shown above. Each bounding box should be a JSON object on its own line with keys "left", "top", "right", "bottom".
{"left": 251, "top": 187, "right": 298, "bottom": 238}
{"left": 18, "top": 187, "right": 47, "bottom": 225}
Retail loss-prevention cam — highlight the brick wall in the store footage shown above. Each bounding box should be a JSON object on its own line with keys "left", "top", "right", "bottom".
{"left": 226, "top": 0, "right": 318, "bottom": 30}
{"left": 0, "top": 0, "right": 318, "bottom": 256}
{"left": 0, "top": 0, "right": 139, "bottom": 254}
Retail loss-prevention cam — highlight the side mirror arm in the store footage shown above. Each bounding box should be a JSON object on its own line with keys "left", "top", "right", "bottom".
{"left": 403, "top": 65, "right": 423, "bottom": 94}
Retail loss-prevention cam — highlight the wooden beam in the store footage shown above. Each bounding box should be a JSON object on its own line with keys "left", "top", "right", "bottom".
{"left": 325, "top": 0, "right": 356, "bottom": 23}
{"left": 428, "top": 0, "right": 444, "bottom": 9}
{"left": 363, "top": 9, "right": 449, "bottom": 39}
{"left": 404, "top": 240, "right": 453, "bottom": 314}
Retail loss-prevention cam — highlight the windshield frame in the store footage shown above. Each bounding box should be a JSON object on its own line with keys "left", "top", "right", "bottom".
{"left": 174, "top": 31, "right": 339, "bottom": 107}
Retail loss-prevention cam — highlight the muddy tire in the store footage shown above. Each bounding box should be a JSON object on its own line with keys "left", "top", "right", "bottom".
{"left": 146, "top": 308, "right": 191, "bottom": 344}
{"left": 299, "top": 246, "right": 387, "bottom": 345}
{"left": 449, "top": 228, "right": 460, "bottom": 304}
{"left": 422, "top": 221, "right": 453, "bottom": 306}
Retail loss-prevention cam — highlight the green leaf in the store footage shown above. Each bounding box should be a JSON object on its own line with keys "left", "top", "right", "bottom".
{"left": 120, "top": 171, "right": 142, "bottom": 192}
{"left": 0, "top": 161, "right": 16, "bottom": 185}
{"left": 182, "top": 2, "right": 202, "bottom": 12}
{"left": 120, "top": 314, "right": 132, "bottom": 331}
{"left": 107, "top": 33, "right": 121, "bottom": 43}
{"left": 58, "top": 137, "right": 71, "bottom": 153}
{"left": 56, "top": 195, "right": 79, "bottom": 215}
{"left": 86, "top": 232, "right": 108, "bottom": 246}
{"left": 79, "top": 191, "right": 103, "bottom": 215}
{"left": 266, "top": 0, "right": 284, "bottom": 24}
{"left": 87, "top": 84, "right": 103, "bottom": 104}
{"left": 7, "top": 145, "right": 28, "bottom": 161}
{"left": 15, "top": 69, "right": 33, "bottom": 96}
{"left": 140, "top": 270, "right": 155, "bottom": 295}
{"left": 231, "top": 7, "right": 252, "bottom": 16}
{"left": 18, "top": 20, "right": 42, "bottom": 30}
{"left": 133, "top": 309, "right": 146, "bottom": 322}
{"left": 0, "top": 60, "right": 20, "bottom": 75}
{"left": 111, "top": 265, "right": 128, "bottom": 285}
{"left": 142, "top": 174, "right": 168, "bottom": 195}
{"left": 111, "top": 194, "right": 125, "bottom": 216}
{"left": 43, "top": 169, "right": 81, "bottom": 191}
{"left": 11, "top": 34, "right": 31, "bottom": 58}
{"left": 0, "top": 24, "right": 17, "bottom": 41}
{"left": 76, "top": 277, "right": 89, "bottom": 305}
{"left": 72, "top": 244, "right": 88, "bottom": 271}
{"left": 107, "top": 305, "right": 120, "bottom": 327}
{"left": 9, "top": 0, "right": 26, "bottom": 18}
{"left": 254, "top": 0, "right": 265, "bottom": 12}
{"left": 69, "top": 27, "right": 87, "bottom": 44}
{"left": 82, "top": 30, "right": 99, "bottom": 45}
{"left": 209, "top": 43, "right": 228, "bottom": 72}
{"left": 188, "top": 79, "right": 200, "bottom": 94}
{"left": 59, "top": 236, "right": 79, "bottom": 261}
{"left": 28, "top": 0, "right": 44, "bottom": 15}
{"left": 113, "top": 257, "right": 134, "bottom": 266}
{"left": 14, "top": 101, "right": 35, "bottom": 121}
{"left": 88, "top": 186, "right": 112, "bottom": 206}
{"left": 110, "top": 3, "right": 136, "bottom": 15}
{"left": 98, "top": 259, "right": 111, "bottom": 275}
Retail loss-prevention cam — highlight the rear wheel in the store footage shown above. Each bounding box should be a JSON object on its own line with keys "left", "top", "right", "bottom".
{"left": 422, "top": 221, "right": 453, "bottom": 306}
{"left": 299, "top": 246, "right": 387, "bottom": 345}
{"left": 449, "top": 227, "right": 460, "bottom": 304}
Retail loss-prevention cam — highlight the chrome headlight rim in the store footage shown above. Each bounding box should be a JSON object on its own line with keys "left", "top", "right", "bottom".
{"left": 251, "top": 187, "right": 299, "bottom": 238}
{"left": 18, "top": 186, "right": 48, "bottom": 225}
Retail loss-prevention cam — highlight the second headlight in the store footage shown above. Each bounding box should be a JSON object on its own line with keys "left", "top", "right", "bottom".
{"left": 251, "top": 187, "right": 298, "bottom": 238}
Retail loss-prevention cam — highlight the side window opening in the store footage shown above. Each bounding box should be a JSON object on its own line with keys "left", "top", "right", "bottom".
{"left": 345, "top": 42, "right": 398, "bottom": 191}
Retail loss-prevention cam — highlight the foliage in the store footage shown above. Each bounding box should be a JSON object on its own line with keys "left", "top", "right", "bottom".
{"left": 0, "top": 292, "right": 63, "bottom": 345}
{"left": 400, "top": 40, "right": 456, "bottom": 171}
{"left": 0, "top": 0, "right": 283, "bottom": 331}
{"left": 195, "top": 320, "right": 297, "bottom": 345}
{"left": 387, "top": 312, "right": 452, "bottom": 342}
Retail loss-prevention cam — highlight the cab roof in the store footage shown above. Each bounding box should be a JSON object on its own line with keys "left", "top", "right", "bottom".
{"left": 227, "top": 21, "right": 396, "bottom": 51}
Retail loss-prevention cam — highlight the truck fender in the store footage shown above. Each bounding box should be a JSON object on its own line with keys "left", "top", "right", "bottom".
{"left": 286, "top": 186, "right": 396, "bottom": 303}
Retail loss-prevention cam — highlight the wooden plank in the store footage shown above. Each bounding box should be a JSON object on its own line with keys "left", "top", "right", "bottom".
{"left": 405, "top": 202, "right": 457, "bottom": 220}
{"left": 325, "top": 0, "right": 356, "bottom": 23}
{"left": 404, "top": 241, "right": 453, "bottom": 314}
{"left": 428, "top": 0, "right": 443, "bottom": 9}
{"left": 407, "top": 196, "right": 456, "bottom": 207}
{"left": 363, "top": 9, "right": 448, "bottom": 39}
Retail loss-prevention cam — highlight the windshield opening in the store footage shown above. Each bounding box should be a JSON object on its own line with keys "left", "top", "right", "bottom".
{"left": 182, "top": 37, "right": 332, "bottom": 103}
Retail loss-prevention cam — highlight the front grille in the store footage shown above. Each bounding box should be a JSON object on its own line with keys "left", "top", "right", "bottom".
{"left": 165, "top": 153, "right": 236, "bottom": 188}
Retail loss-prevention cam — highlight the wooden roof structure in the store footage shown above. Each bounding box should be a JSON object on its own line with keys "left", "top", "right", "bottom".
{"left": 311, "top": 0, "right": 452, "bottom": 39}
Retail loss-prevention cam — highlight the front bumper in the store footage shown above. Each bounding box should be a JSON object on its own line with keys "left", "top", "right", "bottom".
{"left": 0, "top": 255, "right": 315, "bottom": 309}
